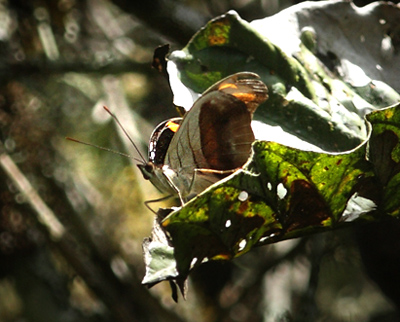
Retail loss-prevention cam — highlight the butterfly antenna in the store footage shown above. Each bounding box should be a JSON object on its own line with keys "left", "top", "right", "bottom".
{"left": 66, "top": 137, "right": 143, "bottom": 163}
{"left": 103, "top": 106, "right": 147, "bottom": 163}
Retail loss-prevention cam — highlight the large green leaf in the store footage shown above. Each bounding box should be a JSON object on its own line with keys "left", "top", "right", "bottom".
{"left": 160, "top": 139, "right": 378, "bottom": 280}
{"left": 142, "top": 2, "right": 400, "bottom": 295}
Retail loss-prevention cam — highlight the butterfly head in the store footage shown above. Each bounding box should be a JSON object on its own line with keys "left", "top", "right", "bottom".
{"left": 137, "top": 163, "right": 154, "bottom": 181}
{"left": 136, "top": 118, "right": 183, "bottom": 196}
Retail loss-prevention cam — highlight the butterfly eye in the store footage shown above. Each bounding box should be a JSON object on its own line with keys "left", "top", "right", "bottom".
{"left": 137, "top": 163, "right": 155, "bottom": 180}
{"left": 144, "top": 163, "right": 156, "bottom": 179}
{"left": 145, "top": 163, "right": 154, "bottom": 173}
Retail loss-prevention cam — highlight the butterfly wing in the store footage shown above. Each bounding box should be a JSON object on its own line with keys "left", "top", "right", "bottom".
{"left": 148, "top": 118, "right": 182, "bottom": 165}
{"left": 164, "top": 72, "right": 268, "bottom": 197}
{"left": 202, "top": 72, "right": 269, "bottom": 115}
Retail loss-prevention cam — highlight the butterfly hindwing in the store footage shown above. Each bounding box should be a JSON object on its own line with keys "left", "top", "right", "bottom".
{"left": 162, "top": 72, "right": 268, "bottom": 197}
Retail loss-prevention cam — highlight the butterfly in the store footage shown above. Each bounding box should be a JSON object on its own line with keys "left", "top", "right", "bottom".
{"left": 68, "top": 72, "right": 268, "bottom": 206}
{"left": 137, "top": 72, "right": 268, "bottom": 204}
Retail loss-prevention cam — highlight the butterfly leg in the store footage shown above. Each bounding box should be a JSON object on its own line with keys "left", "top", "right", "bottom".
{"left": 144, "top": 194, "right": 174, "bottom": 214}
{"left": 161, "top": 173, "right": 186, "bottom": 206}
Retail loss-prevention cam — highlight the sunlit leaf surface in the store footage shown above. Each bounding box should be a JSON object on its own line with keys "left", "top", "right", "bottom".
{"left": 167, "top": 10, "right": 399, "bottom": 152}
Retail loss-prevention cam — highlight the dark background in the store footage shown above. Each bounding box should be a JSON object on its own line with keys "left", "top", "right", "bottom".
{"left": 0, "top": 1, "right": 399, "bottom": 321}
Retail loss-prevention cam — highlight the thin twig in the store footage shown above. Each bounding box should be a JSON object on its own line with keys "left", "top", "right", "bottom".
{"left": 0, "top": 146, "right": 65, "bottom": 240}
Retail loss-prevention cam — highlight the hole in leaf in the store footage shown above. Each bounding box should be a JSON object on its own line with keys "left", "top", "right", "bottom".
{"left": 277, "top": 183, "right": 287, "bottom": 199}
{"left": 190, "top": 257, "right": 198, "bottom": 268}
{"left": 238, "top": 191, "right": 248, "bottom": 202}
{"left": 238, "top": 239, "right": 247, "bottom": 251}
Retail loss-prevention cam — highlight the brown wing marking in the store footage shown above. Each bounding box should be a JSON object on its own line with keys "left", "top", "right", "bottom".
{"left": 199, "top": 92, "right": 255, "bottom": 170}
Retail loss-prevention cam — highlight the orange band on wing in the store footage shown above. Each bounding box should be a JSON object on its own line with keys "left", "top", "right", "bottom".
{"left": 232, "top": 92, "right": 256, "bottom": 101}
{"left": 166, "top": 120, "right": 180, "bottom": 132}
{"left": 219, "top": 83, "right": 238, "bottom": 90}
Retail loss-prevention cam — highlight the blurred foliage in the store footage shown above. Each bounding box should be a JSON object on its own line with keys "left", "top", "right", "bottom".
{"left": 0, "top": 1, "right": 398, "bottom": 322}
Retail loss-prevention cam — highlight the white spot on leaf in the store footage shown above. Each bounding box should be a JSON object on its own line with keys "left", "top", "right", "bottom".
{"left": 277, "top": 183, "right": 287, "bottom": 199}
{"left": 341, "top": 193, "right": 376, "bottom": 222}
{"left": 190, "top": 257, "right": 198, "bottom": 268}
{"left": 381, "top": 34, "right": 393, "bottom": 60}
{"left": 260, "top": 233, "right": 277, "bottom": 243}
{"left": 238, "top": 191, "right": 248, "bottom": 202}
{"left": 225, "top": 220, "right": 232, "bottom": 228}
{"left": 238, "top": 239, "right": 247, "bottom": 252}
